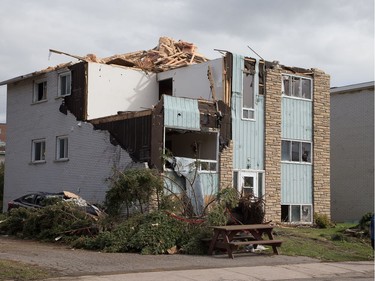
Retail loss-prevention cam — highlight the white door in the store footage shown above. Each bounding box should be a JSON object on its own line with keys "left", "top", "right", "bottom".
{"left": 238, "top": 171, "right": 258, "bottom": 197}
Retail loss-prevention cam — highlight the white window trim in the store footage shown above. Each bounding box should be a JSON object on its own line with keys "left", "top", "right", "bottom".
{"left": 31, "top": 138, "right": 46, "bottom": 163}
{"left": 283, "top": 204, "right": 313, "bottom": 224}
{"left": 33, "top": 79, "right": 48, "bottom": 103}
{"left": 282, "top": 74, "right": 313, "bottom": 101}
{"left": 58, "top": 72, "right": 71, "bottom": 97}
{"left": 242, "top": 71, "right": 256, "bottom": 121}
{"left": 242, "top": 108, "right": 255, "bottom": 121}
{"left": 281, "top": 139, "right": 312, "bottom": 164}
{"left": 196, "top": 159, "right": 217, "bottom": 173}
{"left": 55, "top": 136, "right": 69, "bottom": 161}
{"left": 234, "top": 169, "right": 265, "bottom": 198}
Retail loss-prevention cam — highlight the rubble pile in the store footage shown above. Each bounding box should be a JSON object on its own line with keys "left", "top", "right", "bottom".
{"left": 102, "top": 36, "right": 209, "bottom": 72}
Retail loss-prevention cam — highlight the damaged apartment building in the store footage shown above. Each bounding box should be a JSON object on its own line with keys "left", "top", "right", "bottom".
{"left": 0, "top": 37, "right": 330, "bottom": 223}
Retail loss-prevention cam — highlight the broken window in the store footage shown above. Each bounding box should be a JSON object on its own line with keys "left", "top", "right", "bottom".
{"left": 33, "top": 80, "right": 47, "bottom": 103}
{"left": 281, "top": 140, "right": 311, "bottom": 163}
{"left": 281, "top": 140, "right": 291, "bottom": 161}
{"left": 281, "top": 204, "right": 312, "bottom": 223}
{"left": 159, "top": 78, "right": 173, "bottom": 100}
{"left": 58, "top": 72, "right": 71, "bottom": 97}
{"left": 56, "top": 136, "right": 68, "bottom": 160}
{"left": 243, "top": 176, "right": 254, "bottom": 196}
{"left": 301, "top": 142, "right": 311, "bottom": 162}
{"left": 32, "top": 139, "right": 46, "bottom": 163}
{"left": 282, "top": 75, "right": 312, "bottom": 100}
{"left": 164, "top": 129, "right": 218, "bottom": 172}
{"left": 291, "top": 142, "right": 300, "bottom": 161}
{"left": 242, "top": 71, "right": 255, "bottom": 120}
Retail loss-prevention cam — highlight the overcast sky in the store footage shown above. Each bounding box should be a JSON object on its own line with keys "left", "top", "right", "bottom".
{"left": 0, "top": 0, "right": 374, "bottom": 122}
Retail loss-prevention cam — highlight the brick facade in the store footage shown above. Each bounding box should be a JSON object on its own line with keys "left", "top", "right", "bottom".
{"left": 312, "top": 69, "right": 331, "bottom": 218}
{"left": 219, "top": 140, "right": 233, "bottom": 189}
{"left": 264, "top": 65, "right": 282, "bottom": 222}
{"left": 262, "top": 65, "right": 331, "bottom": 222}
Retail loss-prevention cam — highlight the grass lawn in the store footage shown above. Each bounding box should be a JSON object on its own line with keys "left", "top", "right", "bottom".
{"left": 0, "top": 259, "right": 54, "bottom": 281}
{"left": 273, "top": 223, "right": 374, "bottom": 261}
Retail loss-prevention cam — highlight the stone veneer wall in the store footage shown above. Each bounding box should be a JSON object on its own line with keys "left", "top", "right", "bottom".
{"left": 219, "top": 140, "right": 233, "bottom": 189}
{"left": 263, "top": 66, "right": 331, "bottom": 222}
{"left": 312, "top": 69, "right": 331, "bottom": 219}
{"left": 264, "top": 66, "right": 282, "bottom": 222}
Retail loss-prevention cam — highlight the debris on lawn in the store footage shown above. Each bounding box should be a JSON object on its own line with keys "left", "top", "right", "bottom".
{"left": 167, "top": 246, "right": 178, "bottom": 254}
{"left": 344, "top": 228, "right": 365, "bottom": 238}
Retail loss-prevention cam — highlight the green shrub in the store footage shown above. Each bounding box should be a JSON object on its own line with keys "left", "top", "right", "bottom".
{"left": 0, "top": 208, "right": 30, "bottom": 235}
{"left": 207, "top": 204, "right": 227, "bottom": 226}
{"left": 127, "top": 211, "right": 186, "bottom": 254}
{"left": 0, "top": 203, "right": 98, "bottom": 240}
{"left": 358, "top": 212, "right": 374, "bottom": 236}
{"left": 74, "top": 215, "right": 143, "bottom": 252}
{"left": 72, "top": 211, "right": 189, "bottom": 254}
{"left": 314, "top": 213, "right": 331, "bottom": 228}
{"left": 331, "top": 233, "right": 348, "bottom": 241}
{"left": 217, "top": 188, "right": 239, "bottom": 209}
{"left": 179, "top": 225, "right": 212, "bottom": 255}
{"left": 105, "top": 168, "right": 165, "bottom": 217}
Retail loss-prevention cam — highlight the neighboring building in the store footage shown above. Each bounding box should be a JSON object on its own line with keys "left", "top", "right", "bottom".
{"left": 0, "top": 123, "right": 5, "bottom": 162}
{"left": 0, "top": 38, "right": 330, "bottom": 223}
{"left": 330, "top": 81, "right": 374, "bottom": 222}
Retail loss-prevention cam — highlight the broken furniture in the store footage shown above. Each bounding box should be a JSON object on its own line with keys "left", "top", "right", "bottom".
{"left": 208, "top": 224, "right": 282, "bottom": 259}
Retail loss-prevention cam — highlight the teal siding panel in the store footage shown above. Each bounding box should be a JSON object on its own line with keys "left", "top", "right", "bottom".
{"left": 282, "top": 98, "right": 312, "bottom": 141}
{"left": 232, "top": 54, "right": 243, "bottom": 94}
{"left": 163, "top": 171, "right": 185, "bottom": 194}
{"left": 231, "top": 54, "right": 264, "bottom": 170}
{"left": 200, "top": 173, "right": 219, "bottom": 195}
{"left": 281, "top": 163, "right": 312, "bottom": 204}
{"left": 164, "top": 95, "right": 200, "bottom": 130}
{"left": 163, "top": 171, "right": 218, "bottom": 196}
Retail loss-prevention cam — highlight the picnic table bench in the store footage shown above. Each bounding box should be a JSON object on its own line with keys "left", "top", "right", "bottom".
{"left": 208, "top": 224, "right": 282, "bottom": 259}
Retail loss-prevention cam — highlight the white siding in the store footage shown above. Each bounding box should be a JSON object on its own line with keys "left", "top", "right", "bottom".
{"left": 3, "top": 70, "right": 133, "bottom": 210}
{"left": 87, "top": 63, "right": 158, "bottom": 120}
{"left": 157, "top": 58, "right": 224, "bottom": 100}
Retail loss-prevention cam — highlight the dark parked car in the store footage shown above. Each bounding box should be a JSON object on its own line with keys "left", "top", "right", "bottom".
{"left": 7, "top": 191, "right": 103, "bottom": 217}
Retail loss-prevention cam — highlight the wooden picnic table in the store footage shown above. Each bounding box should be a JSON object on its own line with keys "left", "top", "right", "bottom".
{"left": 208, "top": 224, "right": 282, "bottom": 259}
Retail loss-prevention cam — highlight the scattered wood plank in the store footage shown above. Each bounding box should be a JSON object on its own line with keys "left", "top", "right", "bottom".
{"left": 101, "top": 36, "right": 209, "bottom": 72}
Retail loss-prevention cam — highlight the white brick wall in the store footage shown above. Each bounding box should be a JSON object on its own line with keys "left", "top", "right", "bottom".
{"left": 3, "top": 70, "right": 133, "bottom": 210}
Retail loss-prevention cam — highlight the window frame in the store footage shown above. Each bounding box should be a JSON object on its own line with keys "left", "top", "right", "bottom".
{"left": 281, "top": 204, "right": 312, "bottom": 223}
{"left": 31, "top": 139, "right": 46, "bottom": 163}
{"left": 282, "top": 74, "right": 312, "bottom": 100}
{"left": 281, "top": 139, "right": 312, "bottom": 164}
{"left": 58, "top": 72, "right": 71, "bottom": 97}
{"left": 242, "top": 71, "right": 255, "bottom": 120}
{"left": 33, "top": 79, "right": 47, "bottom": 103}
{"left": 56, "top": 136, "right": 69, "bottom": 161}
{"left": 233, "top": 170, "right": 265, "bottom": 198}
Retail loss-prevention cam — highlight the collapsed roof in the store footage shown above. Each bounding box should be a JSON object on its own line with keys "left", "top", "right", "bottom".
{"left": 0, "top": 37, "right": 209, "bottom": 86}
{"left": 102, "top": 37, "right": 209, "bottom": 72}
{"left": 54, "top": 36, "right": 209, "bottom": 72}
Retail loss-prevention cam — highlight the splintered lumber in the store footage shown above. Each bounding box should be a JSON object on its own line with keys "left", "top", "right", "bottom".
{"left": 102, "top": 36, "right": 209, "bottom": 72}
